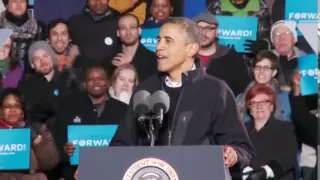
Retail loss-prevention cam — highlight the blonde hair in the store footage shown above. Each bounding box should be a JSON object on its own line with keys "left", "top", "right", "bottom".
{"left": 110, "top": 64, "right": 139, "bottom": 89}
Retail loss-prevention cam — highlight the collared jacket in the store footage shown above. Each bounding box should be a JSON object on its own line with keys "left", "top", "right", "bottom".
{"left": 111, "top": 59, "right": 256, "bottom": 177}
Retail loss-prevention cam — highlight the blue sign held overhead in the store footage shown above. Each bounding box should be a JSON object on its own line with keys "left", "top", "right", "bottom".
{"left": 68, "top": 125, "right": 118, "bottom": 165}
{"left": 183, "top": 0, "right": 206, "bottom": 19}
{"left": 0, "top": 128, "right": 31, "bottom": 170}
{"left": 140, "top": 28, "right": 160, "bottom": 52}
{"left": 216, "top": 16, "right": 258, "bottom": 53}
{"left": 285, "top": 0, "right": 318, "bottom": 24}
{"left": 298, "top": 54, "right": 318, "bottom": 96}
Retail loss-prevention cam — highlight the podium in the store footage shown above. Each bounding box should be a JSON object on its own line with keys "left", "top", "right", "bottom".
{"left": 78, "top": 145, "right": 232, "bottom": 180}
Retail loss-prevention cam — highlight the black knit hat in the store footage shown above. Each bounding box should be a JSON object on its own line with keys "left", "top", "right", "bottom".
{"left": 2, "top": 0, "right": 8, "bottom": 6}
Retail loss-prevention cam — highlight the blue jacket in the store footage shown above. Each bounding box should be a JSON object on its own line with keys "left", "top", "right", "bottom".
{"left": 34, "top": 0, "right": 86, "bottom": 24}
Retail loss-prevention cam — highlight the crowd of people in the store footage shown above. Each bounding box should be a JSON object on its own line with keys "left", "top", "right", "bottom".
{"left": 0, "top": 0, "right": 318, "bottom": 180}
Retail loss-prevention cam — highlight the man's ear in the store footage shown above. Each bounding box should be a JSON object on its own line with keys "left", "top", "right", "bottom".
{"left": 186, "top": 42, "right": 200, "bottom": 58}
{"left": 272, "top": 70, "right": 278, "bottom": 77}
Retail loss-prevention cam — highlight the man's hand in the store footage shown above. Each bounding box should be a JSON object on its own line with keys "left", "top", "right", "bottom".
{"left": 291, "top": 70, "right": 301, "bottom": 96}
{"left": 112, "top": 53, "right": 132, "bottom": 67}
{"left": 223, "top": 145, "right": 238, "bottom": 168}
{"left": 33, "top": 135, "right": 43, "bottom": 145}
{"left": 65, "top": 45, "right": 79, "bottom": 68}
{"left": 74, "top": 168, "right": 78, "bottom": 180}
{"left": 63, "top": 142, "right": 75, "bottom": 157}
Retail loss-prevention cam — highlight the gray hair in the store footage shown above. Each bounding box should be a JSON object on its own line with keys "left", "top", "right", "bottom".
{"left": 165, "top": 17, "right": 201, "bottom": 47}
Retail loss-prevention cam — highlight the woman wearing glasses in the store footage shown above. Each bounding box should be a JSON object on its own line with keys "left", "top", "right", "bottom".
{"left": 0, "top": 88, "right": 59, "bottom": 180}
{"left": 242, "top": 84, "right": 298, "bottom": 180}
{"left": 236, "top": 50, "right": 291, "bottom": 122}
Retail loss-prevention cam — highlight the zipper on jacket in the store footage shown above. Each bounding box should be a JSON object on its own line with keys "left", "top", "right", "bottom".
{"left": 168, "top": 88, "right": 184, "bottom": 146}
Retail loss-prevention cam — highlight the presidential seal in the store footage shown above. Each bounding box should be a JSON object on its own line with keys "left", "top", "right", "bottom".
{"left": 123, "top": 158, "right": 179, "bottom": 180}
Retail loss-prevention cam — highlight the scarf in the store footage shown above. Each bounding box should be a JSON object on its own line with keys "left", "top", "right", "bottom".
{"left": 84, "top": 7, "right": 113, "bottom": 22}
{"left": 0, "top": 11, "right": 38, "bottom": 40}
{"left": 236, "top": 78, "right": 285, "bottom": 120}
{"left": 0, "top": 119, "right": 25, "bottom": 129}
{"left": 108, "top": 87, "right": 131, "bottom": 105}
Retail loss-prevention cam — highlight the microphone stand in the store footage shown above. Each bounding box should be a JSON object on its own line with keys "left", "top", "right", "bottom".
{"left": 137, "top": 110, "right": 163, "bottom": 147}
{"left": 152, "top": 109, "right": 163, "bottom": 146}
{"left": 149, "top": 117, "right": 156, "bottom": 147}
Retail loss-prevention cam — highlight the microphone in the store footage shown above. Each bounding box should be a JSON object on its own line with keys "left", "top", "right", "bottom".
{"left": 150, "top": 90, "right": 170, "bottom": 124}
{"left": 132, "top": 90, "right": 151, "bottom": 122}
{"left": 132, "top": 90, "right": 151, "bottom": 141}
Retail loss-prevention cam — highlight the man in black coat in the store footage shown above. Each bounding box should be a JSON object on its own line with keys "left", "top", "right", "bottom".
{"left": 111, "top": 17, "right": 255, "bottom": 178}
{"left": 103, "top": 14, "right": 157, "bottom": 82}
{"left": 289, "top": 71, "right": 318, "bottom": 180}
{"left": 53, "top": 65, "right": 128, "bottom": 180}
{"left": 18, "top": 41, "right": 81, "bottom": 127}
{"left": 69, "top": 0, "right": 120, "bottom": 67}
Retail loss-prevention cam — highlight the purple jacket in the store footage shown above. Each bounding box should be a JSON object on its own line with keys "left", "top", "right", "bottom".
{"left": 3, "top": 66, "right": 23, "bottom": 88}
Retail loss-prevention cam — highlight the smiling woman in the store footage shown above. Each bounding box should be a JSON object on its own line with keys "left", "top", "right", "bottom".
{"left": 243, "top": 84, "right": 298, "bottom": 180}
{"left": 109, "top": 64, "right": 139, "bottom": 104}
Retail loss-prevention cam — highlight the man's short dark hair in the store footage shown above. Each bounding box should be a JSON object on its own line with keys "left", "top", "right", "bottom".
{"left": 47, "top": 18, "right": 70, "bottom": 39}
{"left": 84, "top": 64, "right": 109, "bottom": 80}
{"left": 151, "top": 0, "right": 173, "bottom": 6}
{"left": 118, "top": 14, "right": 140, "bottom": 28}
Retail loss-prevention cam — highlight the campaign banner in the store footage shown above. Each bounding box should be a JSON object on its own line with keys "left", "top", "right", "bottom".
{"left": 183, "top": 0, "right": 206, "bottom": 19}
{"left": 0, "top": 129, "right": 31, "bottom": 170}
{"left": 140, "top": 28, "right": 160, "bottom": 52}
{"left": 298, "top": 54, "right": 318, "bottom": 95}
{"left": 68, "top": 125, "right": 118, "bottom": 165}
{"left": 216, "top": 16, "right": 258, "bottom": 53}
{"left": 285, "top": 0, "right": 318, "bottom": 42}
{"left": 285, "top": 0, "right": 318, "bottom": 24}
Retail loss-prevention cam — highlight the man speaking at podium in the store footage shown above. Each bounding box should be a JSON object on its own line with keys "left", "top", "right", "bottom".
{"left": 111, "top": 17, "right": 255, "bottom": 178}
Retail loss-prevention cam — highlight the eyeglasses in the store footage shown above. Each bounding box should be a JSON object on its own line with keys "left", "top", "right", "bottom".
{"left": 2, "top": 104, "right": 22, "bottom": 110}
{"left": 198, "top": 26, "right": 217, "bottom": 33}
{"left": 273, "top": 31, "right": 292, "bottom": 37}
{"left": 254, "top": 66, "right": 274, "bottom": 72}
{"left": 248, "top": 100, "right": 270, "bottom": 107}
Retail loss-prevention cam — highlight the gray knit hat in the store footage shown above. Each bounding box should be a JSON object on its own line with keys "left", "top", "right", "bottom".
{"left": 28, "top": 41, "right": 57, "bottom": 66}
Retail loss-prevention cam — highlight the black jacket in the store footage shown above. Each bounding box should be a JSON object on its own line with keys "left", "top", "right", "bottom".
{"left": 17, "top": 69, "right": 81, "bottom": 128}
{"left": 205, "top": 45, "right": 251, "bottom": 97}
{"left": 289, "top": 95, "right": 318, "bottom": 180}
{"left": 245, "top": 118, "right": 298, "bottom": 180}
{"left": 104, "top": 43, "right": 158, "bottom": 82}
{"left": 53, "top": 92, "right": 128, "bottom": 180}
{"left": 69, "top": 8, "right": 120, "bottom": 63}
{"left": 111, "top": 59, "right": 255, "bottom": 176}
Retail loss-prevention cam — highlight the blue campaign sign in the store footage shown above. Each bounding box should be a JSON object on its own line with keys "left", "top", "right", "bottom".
{"left": 298, "top": 54, "right": 318, "bottom": 96}
{"left": 68, "top": 125, "right": 118, "bottom": 165}
{"left": 140, "top": 28, "right": 160, "bottom": 52}
{"left": 285, "top": 0, "right": 318, "bottom": 24}
{"left": 183, "top": 0, "right": 206, "bottom": 18}
{"left": 0, "top": 129, "right": 31, "bottom": 170}
{"left": 216, "top": 16, "right": 258, "bottom": 53}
